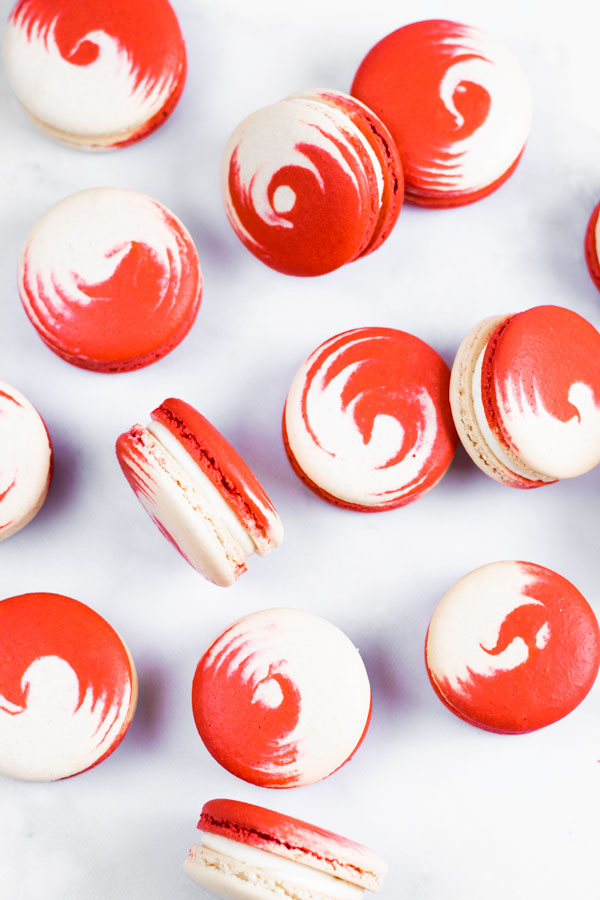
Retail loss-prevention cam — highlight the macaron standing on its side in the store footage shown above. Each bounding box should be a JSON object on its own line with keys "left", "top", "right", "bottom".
{"left": 18, "top": 188, "right": 202, "bottom": 372}
{"left": 426, "top": 561, "right": 600, "bottom": 733}
{"left": 222, "top": 89, "right": 403, "bottom": 276}
{"left": 0, "top": 381, "right": 53, "bottom": 541}
{"left": 449, "top": 305, "right": 600, "bottom": 487}
{"left": 584, "top": 200, "right": 600, "bottom": 292}
{"left": 184, "top": 799, "right": 387, "bottom": 899}
{"left": 2, "top": 0, "right": 187, "bottom": 149}
{"left": 116, "top": 398, "right": 283, "bottom": 587}
{"left": 192, "top": 608, "right": 371, "bottom": 787}
{"left": 0, "top": 593, "right": 137, "bottom": 781}
{"left": 283, "top": 327, "right": 458, "bottom": 510}
{"left": 351, "top": 20, "right": 532, "bottom": 207}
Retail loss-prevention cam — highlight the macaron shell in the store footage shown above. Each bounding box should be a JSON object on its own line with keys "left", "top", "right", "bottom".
{"left": 222, "top": 92, "right": 392, "bottom": 276}
{"left": 351, "top": 19, "right": 531, "bottom": 206}
{"left": 18, "top": 188, "right": 202, "bottom": 372}
{"left": 3, "top": 0, "right": 186, "bottom": 148}
{"left": 485, "top": 306, "right": 600, "bottom": 478}
{"left": 198, "top": 799, "right": 387, "bottom": 890}
{"left": 425, "top": 561, "right": 600, "bottom": 733}
{"left": 151, "top": 398, "right": 283, "bottom": 555}
{"left": 584, "top": 201, "right": 600, "bottom": 293}
{"left": 283, "top": 327, "right": 458, "bottom": 510}
{"left": 192, "top": 609, "right": 371, "bottom": 787}
{"left": 0, "top": 593, "right": 137, "bottom": 780}
{"left": 116, "top": 425, "right": 246, "bottom": 586}
{"left": 0, "top": 382, "right": 53, "bottom": 541}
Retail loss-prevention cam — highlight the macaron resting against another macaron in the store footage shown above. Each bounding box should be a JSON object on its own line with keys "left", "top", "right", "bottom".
{"left": 192, "top": 608, "right": 371, "bottom": 787}
{"left": 0, "top": 592, "right": 137, "bottom": 780}
{"left": 351, "top": 20, "right": 532, "bottom": 207}
{"left": 184, "top": 799, "right": 387, "bottom": 899}
{"left": 283, "top": 327, "right": 458, "bottom": 510}
{"left": 116, "top": 399, "right": 283, "bottom": 587}
{"left": 450, "top": 305, "right": 600, "bottom": 487}
{"left": 426, "top": 561, "right": 600, "bottom": 733}
{"left": 3, "top": 0, "right": 187, "bottom": 149}
{"left": 19, "top": 188, "right": 202, "bottom": 372}
{"left": 0, "top": 381, "right": 52, "bottom": 541}
{"left": 222, "top": 90, "right": 403, "bottom": 276}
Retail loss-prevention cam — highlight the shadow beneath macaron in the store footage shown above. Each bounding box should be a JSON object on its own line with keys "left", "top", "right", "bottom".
{"left": 124, "top": 660, "right": 169, "bottom": 751}
{"left": 34, "top": 425, "right": 81, "bottom": 527}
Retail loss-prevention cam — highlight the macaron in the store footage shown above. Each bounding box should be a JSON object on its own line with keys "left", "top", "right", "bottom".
{"left": 283, "top": 327, "right": 458, "bottom": 510}
{"left": 18, "top": 188, "right": 202, "bottom": 372}
{"left": 584, "top": 200, "right": 600, "bottom": 292}
{"left": 3, "top": 0, "right": 186, "bottom": 149}
{"left": 116, "top": 398, "right": 283, "bottom": 587}
{"left": 351, "top": 20, "right": 532, "bottom": 207}
{"left": 0, "top": 592, "right": 137, "bottom": 780}
{"left": 0, "top": 381, "right": 53, "bottom": 541}
{"left": 450, "top": 305, "right": 600, "bottom": 487}
{"left": 191, "top": 608, "right": 371, "bottom": 787}
{"left": 184, "top": 799, "right": 387, "bottom": 899}
{"left": 426, "top": 561, "right": 600, "bottom": 733}
{"left": 222, "top": 89, "right": 403, "bottom": 276}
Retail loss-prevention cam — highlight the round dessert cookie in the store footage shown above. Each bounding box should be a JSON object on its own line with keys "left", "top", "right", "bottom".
{"left": 184, "top": 799, "right": 387, "bottom": 899}
{"left": 0, "top": 592, "right": 137, "bottom": 780}
{"left": 450, "top": 305, "right": 600, "bottom": 487}
{"left": 2, "top": 0, "right": 187, "bottom": 149}
{"left": 584, "top": 200, "right": 600, "bottom": 292}
{"left": 283, "top": 327, "right": 458, "bottom": 510}
{"left": 222, "top": 89, "right": 403, "bottom": 276}
{"left": 18, "top": 188, "right": 202, "bottom": 372}
{"left": 0, "top": 381, "right": 53, "bottom": 541}
{"left": 351, "top": 20, "right": 532, "bottom": 207}
{"left": 425, "top": 561, "right": 600, "bottom": 733}
{"left": 192, "top": 608, "right": 371, "bottom": 787}
{"left": 116, "top": 398, "right": 283, "bottom": 587}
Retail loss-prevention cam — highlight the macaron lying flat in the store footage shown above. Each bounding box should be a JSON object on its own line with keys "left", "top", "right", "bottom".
{"left": 0, "top": 592, "right": 137, "bottom": 780}
{"left": 19, "top": 188, "right": 202, "bottom": 372}
{"left": 3, "top": 0, "right": 186, "bottom": 149}
{"left": 426, "top": 561, "right": 600, "bottom": 733}
{"left": 450, "top": 305, "right": 600, "bottom": 487}
{"left": 584, "top": 200, "right": 600, "bottom": 292}
{"left": 192, "top": 608, "right": 371, "bottom": 787}
{"left": 116, "top": 399, "right": 283, "bottom": 587}
{"left": 351, "top": 20, "right": 531, "bottom": 207}
{"left": 184, "top": 799, "right": 387, "bottom": 899}
{"left": 0, "top": 381, "right": 52, "bottom": 541}
{"left": 283, "top": 327, "right": 458, "bottom": 510}
{"left": 222, "top": 89, "right": 403, "bottom": 276}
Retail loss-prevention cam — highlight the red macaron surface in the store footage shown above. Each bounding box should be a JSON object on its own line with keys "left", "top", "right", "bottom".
{"left": 198, "top": 798, "right": 387, "bottom": 890}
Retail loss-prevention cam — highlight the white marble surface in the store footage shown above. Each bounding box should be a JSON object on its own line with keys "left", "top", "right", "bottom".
{"left": 1, "top": 1, "right": 600, "bottom": 898}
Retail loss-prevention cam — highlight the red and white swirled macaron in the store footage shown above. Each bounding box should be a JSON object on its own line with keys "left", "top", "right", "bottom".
{"left": 116, "top": 398, "right": 283, "bottom": 587}
{"left": 0, "top": 592, "right": 137, "bottom": 780}
{"left": 351, "top": 20, "right": 531, "bottom": 207}
{"left": 584, "top": 200, "right": 600, "bottom": 292}
{"left": 191, "top": 608, "right": 371, "bottom": 787}
{"left": 450, "top": 305, "right": 600, "bottom": 487}
{"left": 0, "top": 381, "right": 52, "bottom": 541}
{"left": 2, "top": 0, "right": 186, "bottom": 149}
{"left": 184, "top": 799, "right": 387, "bottom": 899}
{"left": 19, "top": 188, "right": 202, "bottom": 372}
{"left": 426, "top": 561, "right": 600, "bottom": 733}
{"left": 283, "top": 327, "right": 458, "bottom": 510}
{"left": 222, "top": 89, "right": 403, "bottom": 276}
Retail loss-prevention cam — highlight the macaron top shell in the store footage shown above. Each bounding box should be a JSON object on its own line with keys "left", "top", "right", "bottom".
{"left": 192, "top": 608, "right": 371, "bottom": 787}
{"left": 19, "top": 188, "right": 202, "bottom": 372}
{"left": 197, "top": 799, "right": 387, "bottom": 891}
{"left": 426, "top": 561, "right": 600, "bottom": 733}
{"left": 483, "top": 306, "right": 600, "bottom": 479}
{"left": 0, "top": 592, "right": 137, "bottom": 780}
{"left": 283, "top": 327, "right": 457, "bottom": 510}
{"left": 0, "top": 381, "right": 53, "bottom": 541}
{"left": 351, "top": 19, "right": 531, "bottom": 206}
{"left": 222, "top": 89, "right": 403, "bottom": 276}
{"left": 3, "top": 0, "right": 186, "bottom": 147}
